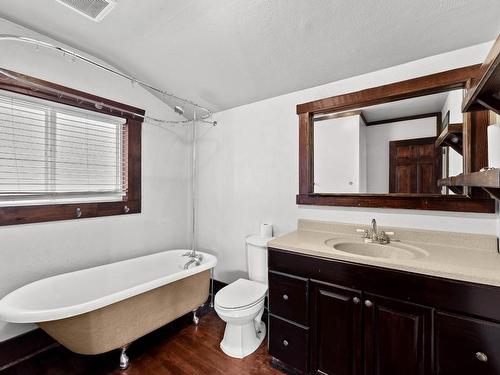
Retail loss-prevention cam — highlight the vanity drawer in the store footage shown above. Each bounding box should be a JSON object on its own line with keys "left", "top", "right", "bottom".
{"left": 269, "top": 271, "right": 308, "bottom": 325}
{"left": 269, "top": 315, "right": 309, "bottom": 373}
{"left": 437, "top": 311, "right": 500, "bottom": 375}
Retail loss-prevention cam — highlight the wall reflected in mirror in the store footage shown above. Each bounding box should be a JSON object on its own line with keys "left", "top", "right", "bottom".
{"left": 313, "top": 89, "right": 464, "bottom": 195}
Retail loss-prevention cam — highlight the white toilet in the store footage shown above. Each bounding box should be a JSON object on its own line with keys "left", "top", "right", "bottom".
{"left": 214, "top": 235, "right": 272, "bottom": 358}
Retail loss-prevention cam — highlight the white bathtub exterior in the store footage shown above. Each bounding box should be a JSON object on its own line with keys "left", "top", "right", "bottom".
{"left": 0, "top": 250, "right": 216, "bottom": 323}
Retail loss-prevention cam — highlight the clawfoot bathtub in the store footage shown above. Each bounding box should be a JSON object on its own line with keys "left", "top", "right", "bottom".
{"left": 0, "top": 250, "right": 216, "bottom": 369}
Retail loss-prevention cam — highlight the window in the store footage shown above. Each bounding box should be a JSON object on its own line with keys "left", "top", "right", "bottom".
{"left": 0, "top": 91, "right": 127, "bottom": 206}
{"left": 0, "top": 68, "right": 143, "bottom": 225}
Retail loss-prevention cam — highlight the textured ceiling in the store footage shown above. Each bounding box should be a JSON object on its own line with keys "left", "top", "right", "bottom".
{"left": 0, "top": 0, "right": 498, "bottom": 112}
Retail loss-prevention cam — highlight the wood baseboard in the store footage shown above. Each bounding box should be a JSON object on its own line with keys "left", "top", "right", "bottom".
{"left": 0, "top": 329, "right": 57, "bottom": 371}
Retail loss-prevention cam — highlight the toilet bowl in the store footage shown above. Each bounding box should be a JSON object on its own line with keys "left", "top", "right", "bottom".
{"left": 215, "top": 278, "right": 267, "bottom": 358}
{"left": 214, "top": 235, "right": 273, "bottom": 358}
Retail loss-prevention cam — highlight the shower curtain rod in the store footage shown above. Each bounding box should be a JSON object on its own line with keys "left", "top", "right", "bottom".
{"left": 0, "top": 67, "right": 216, "bottom": 126}
{"left": 0, "top": 34, "right": 216, "bottom": 126}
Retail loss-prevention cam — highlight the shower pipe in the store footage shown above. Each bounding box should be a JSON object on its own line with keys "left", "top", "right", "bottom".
{"left": 0, "top": 34, "right": 217, "bottom": 126}
{"left": 189, "top": 111, "right": 214, "bottom": 307}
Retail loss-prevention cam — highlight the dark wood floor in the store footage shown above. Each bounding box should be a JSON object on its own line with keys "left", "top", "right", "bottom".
{"left": 2, "top": 310, "right": 282, "bottom": 375}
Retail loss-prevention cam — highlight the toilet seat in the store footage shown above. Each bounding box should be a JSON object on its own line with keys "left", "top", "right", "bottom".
{"left": 215, "top": 278, "right": 267, "bottom": 310}
{"left": 214, "top": 299, "right": 264, "bottom": 321}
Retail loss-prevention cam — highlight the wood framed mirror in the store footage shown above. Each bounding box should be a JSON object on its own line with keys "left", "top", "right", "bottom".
{"left": 296, "top": 65, "right": 495, "bottom": 213}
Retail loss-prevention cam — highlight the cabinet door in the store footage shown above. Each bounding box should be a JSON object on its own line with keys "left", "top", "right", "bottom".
{"left": 437, "top": 311, "right": 500, "bottom": 375}
{"left": 364, "top": 294, "right": 432, "bottom": 375}
{"left": 310, "top": 281, "right": 362, "bottom": 375}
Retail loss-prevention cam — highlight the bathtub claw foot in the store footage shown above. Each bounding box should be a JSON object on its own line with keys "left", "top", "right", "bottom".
{"left": 119, "top": 345, "right": 130, "bottom": 370}
{"left": 193, "top": 310, "right": 200, "bottom": 325}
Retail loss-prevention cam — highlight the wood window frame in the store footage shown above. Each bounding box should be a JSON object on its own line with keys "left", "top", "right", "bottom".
{"left": 0, "top": 68, "right": 143, "bottom": 225}
{"left": 296, "top": 65, "right": 495, "bottom": 213}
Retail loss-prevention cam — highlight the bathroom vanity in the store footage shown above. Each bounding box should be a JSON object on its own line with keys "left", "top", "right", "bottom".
{"left": 267, "top": 220, "right": 500, "bottom": 375}
{"left": 275, "top": 38, "right": 500, "bottom": 375}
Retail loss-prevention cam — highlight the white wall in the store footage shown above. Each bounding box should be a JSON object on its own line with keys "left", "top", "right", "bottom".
{"left": 365, "top": 117, "right": 436, "bottom": 192}
{"left": 442, "top": 90, "right": 465, "bottom": 124}
{"left": 0, "top": 20, "right": 191, "bottom": 341}
{"left": 196, "top": 41, "right": 499, "bottom": 284}
{"left": 314, "top": 115, "right": 363, "bottom": 193}
{"left": 358, "top": 117, "right": 367, "bottom": 193}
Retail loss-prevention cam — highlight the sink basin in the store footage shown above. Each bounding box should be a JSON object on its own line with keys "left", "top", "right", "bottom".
{"left": 325, "top": 239, "right": 428, "bottom": 260}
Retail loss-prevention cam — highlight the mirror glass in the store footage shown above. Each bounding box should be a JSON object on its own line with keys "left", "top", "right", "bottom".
{"left": 313, "top": 89, "right": 464, "bottom": 195}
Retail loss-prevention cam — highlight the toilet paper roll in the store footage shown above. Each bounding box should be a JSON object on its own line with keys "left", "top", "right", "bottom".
{"left": 488, "top": 124, "right": 500, "bottom": 168}
{"left": 260, "top": 223, "right": 273, "bottom": 238}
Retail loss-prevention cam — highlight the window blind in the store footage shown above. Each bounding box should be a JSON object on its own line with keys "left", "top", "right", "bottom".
{"left": 0, "top": 89, "right": 127, "bottom": 206}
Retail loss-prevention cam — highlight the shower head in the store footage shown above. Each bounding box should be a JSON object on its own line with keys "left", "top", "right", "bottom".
{"left": 174, "top": 105, "right": 184, "bottom": 116}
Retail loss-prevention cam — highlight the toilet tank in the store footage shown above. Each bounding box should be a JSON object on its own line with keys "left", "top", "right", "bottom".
{"left": 246, "top": 236, "right": 273, "bottom": 285}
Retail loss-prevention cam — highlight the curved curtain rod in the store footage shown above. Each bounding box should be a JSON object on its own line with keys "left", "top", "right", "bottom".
{"left": 0, "top": 34, "right": 216, "bottom": 126}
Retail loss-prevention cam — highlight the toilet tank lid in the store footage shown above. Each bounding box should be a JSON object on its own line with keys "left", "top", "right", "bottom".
{"left": 246, "top": 235, "right": 275, "bottom": 247}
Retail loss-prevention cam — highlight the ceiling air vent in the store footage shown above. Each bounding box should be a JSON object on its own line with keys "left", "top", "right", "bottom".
{"left": 55, "top": 0, "right": 117, "bottom": 22}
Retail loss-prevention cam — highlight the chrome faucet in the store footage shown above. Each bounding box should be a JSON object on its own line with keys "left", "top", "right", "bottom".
{"left": 183, "top": 250, "right": 203, "bottom": 269}
{"left": 357, "top": 219, "right": 394, "bottom": 244}
{"left": 370, "top": 219, "right": 377, "bottom": 239}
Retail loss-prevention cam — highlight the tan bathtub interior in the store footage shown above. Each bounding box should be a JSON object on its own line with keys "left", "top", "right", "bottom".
{"left": 39, "top": 269, "right": 210, "bottom": 355}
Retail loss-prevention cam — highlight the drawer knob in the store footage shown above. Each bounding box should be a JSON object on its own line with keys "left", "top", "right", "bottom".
{"left": 365, "top": 300, "right": 373, "bottom": 308}
{"left": 283, "top": 340, "right": 289, "bottom": 347}
{"left": 282, "top": 294, "right": 289, "bottom": 301}
{"left": 353, "top": 297, "right": 360, "bottom": 304}
{"left": 475, "top": 352, "right": 488, "bottom": 362}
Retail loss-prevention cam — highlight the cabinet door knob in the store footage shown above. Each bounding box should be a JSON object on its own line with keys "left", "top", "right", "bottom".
{"left": 353, "top": 297, "right": 360, "bottom": 304}
{"left": 283, "top": 340, "right": 289, "bottom": 347}
{"left": 364, "top": 300, "right": 373, "bottom": 308}
{"left": 282, "top": 294, "right": 289, "bottom": 301}
{"left": 475, "top": 352, "right": 488, "bottom": 362}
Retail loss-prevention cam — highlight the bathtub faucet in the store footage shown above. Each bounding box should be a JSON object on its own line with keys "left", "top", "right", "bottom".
{"left": 183, "top": 250, "right": 203, "bottom": 269}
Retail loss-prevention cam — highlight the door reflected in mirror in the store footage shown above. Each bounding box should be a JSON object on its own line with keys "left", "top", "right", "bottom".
{"left": 313, "top": 89, "right": 464, "bottom": 195}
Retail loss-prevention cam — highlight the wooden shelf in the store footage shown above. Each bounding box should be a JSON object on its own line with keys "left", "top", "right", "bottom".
{"left": 438, "top": 169, "right": 500, "bottom": 200}
{"left": 435, "top": 123, "right": 463, "bottom": 155}
{"left": 463, "top": 35, "right": 500, "bottom": 115}
{"left": 438, "top": 169, "right": 500, "bottom": 188}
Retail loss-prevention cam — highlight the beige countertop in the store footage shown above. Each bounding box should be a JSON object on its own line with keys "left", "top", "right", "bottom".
{"left": 268, "top": 219, "right": 500, "bottom": 287}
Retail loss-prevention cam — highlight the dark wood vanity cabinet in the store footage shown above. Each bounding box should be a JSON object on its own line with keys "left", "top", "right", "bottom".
{"left": 268, "top": 247, "right": 500, "bottom": 375}
{"left": 436, "top": 312, "right": 500, "bottom": 375}
{"left": 268, "top": 271, "right": 310, "bottom": 373}
{"left": 363, "top": 294, "right": 432, "bottom": 375}
{"left": 309, "top": 282, "right": 362, "bottom": 375}
{"left": 308, "top": 284, "right": 432, "bottom": 375}
{"left": 269, "top": 271, "right": 309, "bottom": 325}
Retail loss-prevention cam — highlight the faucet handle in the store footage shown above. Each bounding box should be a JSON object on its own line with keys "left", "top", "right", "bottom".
{"left": 356, "top": 229, "right": 370, "bottom": 238}
{"left": 378, "top": 231, "right": 394, "bottom": 244}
